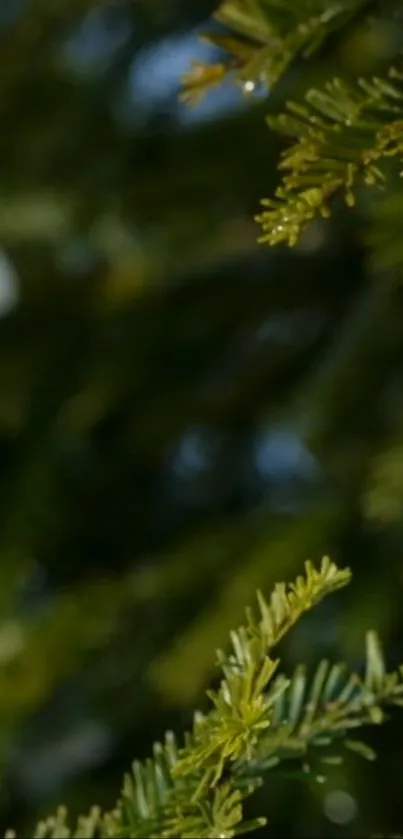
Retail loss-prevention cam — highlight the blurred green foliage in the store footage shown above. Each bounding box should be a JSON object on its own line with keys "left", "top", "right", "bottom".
{"left": 0, "top": 0, "right": 401, "bottom": 837}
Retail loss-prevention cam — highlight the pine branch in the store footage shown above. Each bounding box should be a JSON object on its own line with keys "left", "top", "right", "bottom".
{"left": 256, "top": 63, "right": 403, "bottom": 245}
{"left": 237, "top": 631, "right": 403, "bottom": 782}
{"left": 4, "top": 807, "right": 102, "bottom": 839}
{"left": 8, "top": 558, "right": 403, "bottom": 839}
{"left": 169, "top": 558, "right": 351, "bottom": 785}
{"left": 109, "top": 558, "right": 352, "bottom": 838}
{"left": 180, "top": 0, "right": 371, "bottom": 104}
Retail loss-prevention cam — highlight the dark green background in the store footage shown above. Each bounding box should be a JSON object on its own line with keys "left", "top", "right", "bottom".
{"left": 0, "top": 1, "right": 402, "bottom": 836}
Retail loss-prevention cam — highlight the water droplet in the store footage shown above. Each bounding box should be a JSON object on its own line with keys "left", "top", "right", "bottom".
{"left": 241, "top": 76, "right": 269, "bottom": 98}
{"left": 243, "top": 79, "right": 256, "bottom": 94}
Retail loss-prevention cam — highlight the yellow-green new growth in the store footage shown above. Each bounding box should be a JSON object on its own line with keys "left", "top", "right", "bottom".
{"left": 256, "top": 66, "right": 403, "bottom": 246}
{"left": 9, "top": 558, "right": 403, "bottom": 839}
{"left": 181, "top": 1, "right": 403, "bottom": 257}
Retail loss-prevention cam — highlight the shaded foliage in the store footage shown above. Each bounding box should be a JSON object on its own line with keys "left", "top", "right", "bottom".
{"left": 0, "top": 1, "right": 401, "bottom": 838}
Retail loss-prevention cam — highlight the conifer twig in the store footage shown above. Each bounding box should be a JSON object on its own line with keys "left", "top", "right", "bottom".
{"left": 9, "top": 559, "right": 403, "bottom": 839}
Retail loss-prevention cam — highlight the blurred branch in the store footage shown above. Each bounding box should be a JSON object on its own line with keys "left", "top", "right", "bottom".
{"left": 181, "top": 0, "right": 372, "bottom": 103}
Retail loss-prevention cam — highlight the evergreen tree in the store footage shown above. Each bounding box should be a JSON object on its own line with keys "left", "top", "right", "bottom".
{"left": 0, "top": 0, "right": 403, "bottom": 836}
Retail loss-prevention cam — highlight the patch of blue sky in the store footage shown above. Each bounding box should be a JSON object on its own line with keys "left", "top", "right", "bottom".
{"left": 253, "top": 428, "right": 322, "bottom": 483}
{"left": 64, "top": 12, "right": 267, "bottom": 126}
{"left": 130, "top": 27, "right": 259, "bottom": 125}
